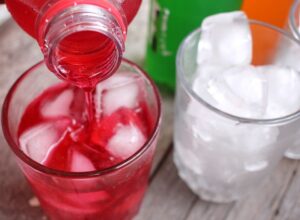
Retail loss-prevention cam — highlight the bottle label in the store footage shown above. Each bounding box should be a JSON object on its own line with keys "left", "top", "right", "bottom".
{"left": 148, "top": 0, "right": 172, "bottom": 57}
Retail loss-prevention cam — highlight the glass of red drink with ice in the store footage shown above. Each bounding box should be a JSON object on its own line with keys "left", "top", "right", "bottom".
{"left": 2, "top": 59, "right": 161, "bottom": 220}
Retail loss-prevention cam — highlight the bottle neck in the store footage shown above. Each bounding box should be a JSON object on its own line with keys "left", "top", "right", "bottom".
{"left": 37, "top": 3, "right": 127, "bottom": 88}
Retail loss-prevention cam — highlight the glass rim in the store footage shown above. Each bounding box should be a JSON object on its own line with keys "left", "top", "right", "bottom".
{"left": 177, "top": 19, "right": 300, "bottom": 125}
{"left": 2, "top": 59, "right": 162, "bottom": 178}
{"left": 289, "top": 0, "right": 300, "bottom": 40}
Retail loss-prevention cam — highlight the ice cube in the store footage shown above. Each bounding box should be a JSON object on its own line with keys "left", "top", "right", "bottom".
{"left": 188, "top": 67, "right": 279, "bottom": 152}
{"left": 185, "top": 97, "right": 279, "bottom": 187}
{"left": 223, "top": 65, "right": 268, "bottom": 117}
{"left": 187, "top": 97, "right": 279, "bottom": 153}
{"left": 94, "top": 73, "right": 142, "bottom": 117}
{"left": 107, "top": 123, "right": 146, "bottom": 159}
{"left": 194, "top": 65, "right": 223, "bottom": 82}
{"left": 70, "top": 149, "right": 95, "bottom": 172}
{"left": 258, "top": 65, "right": 300, "bottom": 118}
{"left": 275, "top": 36, "right": 300, "bottom": 71}
{"left": 197, "top": 11, "right": 252, "bottom": 67}
{"left": 193, "top": 65, "right": 268, "bottom": 118}
{"left": 42, "top": 89, "right": 74, "bottom": 117}
{"left": 19, "top": 119, "right": 70, "bottom": 163}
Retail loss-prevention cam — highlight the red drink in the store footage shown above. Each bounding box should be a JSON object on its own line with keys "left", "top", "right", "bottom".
{"left": 6, "top": 0, "right": 141, "bottom": 38}
{"left": 19, "top": 75, "right": 152, "bottom": 171}
{"left": 2, "top": 61, "right": 161, "bottom": 220}
{"left": 3, "top": 2, "right": 158, "bottom": 219}
{"left": 6, "top": 0, "right": 142, "bottom": 88}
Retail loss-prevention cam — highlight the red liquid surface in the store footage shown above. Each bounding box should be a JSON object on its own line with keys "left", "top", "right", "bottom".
{"left": 18, "top": 72, "right": 155, "bottom": 220}
{"left": 51, "top": 31, "right": 120, "bottom": 88}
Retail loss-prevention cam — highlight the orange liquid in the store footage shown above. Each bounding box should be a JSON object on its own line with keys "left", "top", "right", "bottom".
{"left": 242, "top": 0, "right": 294, "bottom": 28}
{"left": 242, "top": 0, "right": 294, "bottom": 64}
{"left": 251, "top": 24, "right": 279, "bottom": 65}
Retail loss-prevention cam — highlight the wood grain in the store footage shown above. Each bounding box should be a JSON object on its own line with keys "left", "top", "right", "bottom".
{"left": 151, "top": 93, "right": 174, "bottom": 175}
{"left": 135, "top": 151, "right": 198, "bottom": 220}
{"left": 224, "top": 159, "right": 298, "bottom": 220}
{"left": 273, "top": 162, "right": 300, "bottom": 220}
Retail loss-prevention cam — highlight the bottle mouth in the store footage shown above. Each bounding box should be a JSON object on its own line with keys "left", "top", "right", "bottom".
{"left": 38, "top": 4, "right": 127, "bottom": 88}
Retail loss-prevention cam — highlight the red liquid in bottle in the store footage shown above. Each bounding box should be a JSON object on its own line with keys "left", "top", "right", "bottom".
{"left": 18, "top": 72, "right": 155, "bottom": 220}
{"left": 6, "top": 0, "right": 141, "bottom": 38}
{"left": 6, "top": 0, "right": 142, "bottom": 88}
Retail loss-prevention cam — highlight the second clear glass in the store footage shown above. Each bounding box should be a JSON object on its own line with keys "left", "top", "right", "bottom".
{"left": 284, "top": 0, "right": 300, "bottom": 159}
{"left": 174, "top": 20, "right": 300, "bottom": 203}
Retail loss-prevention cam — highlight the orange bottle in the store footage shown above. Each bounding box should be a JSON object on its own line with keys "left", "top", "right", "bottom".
{"left": 242, "top": 0, "right": 294, "bottom": 64}
{"left": 242, "top": 0, "right": 294, "bottom": 28}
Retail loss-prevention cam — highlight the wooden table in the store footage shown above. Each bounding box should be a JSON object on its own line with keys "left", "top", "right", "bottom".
{"left": 0, "top": 1, "right": 300, "bottom": 219}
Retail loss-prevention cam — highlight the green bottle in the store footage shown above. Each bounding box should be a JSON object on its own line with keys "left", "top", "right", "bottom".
{"left": 145, "top": 0, "right": 243, "bottom": 91}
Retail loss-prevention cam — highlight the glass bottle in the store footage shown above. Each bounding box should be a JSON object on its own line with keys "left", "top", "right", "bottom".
{"left": 144, "top": 0, "right": 243, "bottom": 91}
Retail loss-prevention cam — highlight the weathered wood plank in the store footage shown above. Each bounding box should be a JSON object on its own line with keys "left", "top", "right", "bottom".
{"left": 225, "top": 159, "right": 298, "bottom": 220}
{"left": 186, "top": 199, "right": 234, "bottom": 220}
{"left": 272, "top": 162, "right": 300, "bottom": 220}
{"left": 135, "top": 151, "right": 198, "bottom": 220}
{"left": 0, "top": 20, "right": 42, "bottom": 99}
{"left": 151, "top": 93, "right": 174, "bottom": 174}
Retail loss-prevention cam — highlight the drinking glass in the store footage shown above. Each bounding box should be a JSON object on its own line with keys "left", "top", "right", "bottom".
{"left": 277, "top": 0, "right": 300, "bottom": 159}
{"left": 2, "top": 60, "right": 161, "bottom": 220}
{"left": 289, "top": 0, "right": 300, "bottom": 40}
{"left": 174, "top": 20, "right": 300, "bottom": 203}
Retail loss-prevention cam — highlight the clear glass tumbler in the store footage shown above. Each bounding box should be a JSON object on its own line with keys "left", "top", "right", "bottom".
{"left": 289, "top": 0, "right": 300, "bottom": 40}
{"left": 283, "top": 0, "right": 300, "bottom": 159}
{"left": 2, "top": 60, "right": 161, "bottom": 220}
{"left": 174, "top": 20, "right": 300, "bottom": 203}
